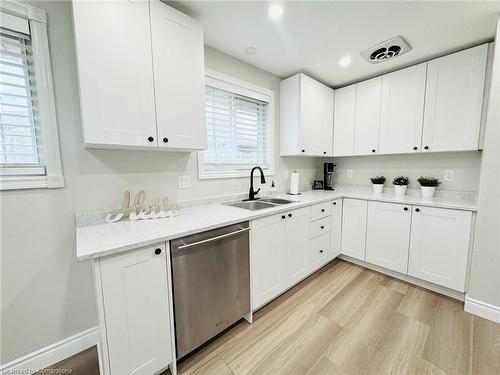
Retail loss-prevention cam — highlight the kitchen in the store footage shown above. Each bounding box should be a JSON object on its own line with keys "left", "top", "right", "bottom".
{"left": 1, "top": 1, "right": 499, "bottom": 375}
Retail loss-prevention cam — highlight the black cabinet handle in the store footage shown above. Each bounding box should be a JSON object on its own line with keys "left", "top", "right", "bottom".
{"left": 147, "top": 136, "right": 154, "bottom": 142}
{"left": 288, "top": 213, "right": 292, "bottom": 218}
{"left": 301, "top": 149, "right": 305, "bottom": 153}
{"left": 415, "top": 208, "right": 420, "bottom": 212}
{"left": 163, "top": 137, "right": 169, "bottom": 143}
{"left": 320, "top": 226, "right": 325, "bottom": 229}
{"left": 424, "top": 146, "right": 429, "bottom": 150}
{"left": 154, "top": 248, "right": 162, "bottom": 255}
{"left": 320, "top": 250, "right": 324, "bottom": 254}
{"left": 413, "top": 146, "right": 418, "bottom": 151}
{"left": 323, "top": 151, "right": 326, "bottom": 155}
{"left": 372, "top": 149, "right": 376, "bottom": 153}
{"left": 281, "top": 215, "right": 286, "bottom": 219}
{"left": 321, "top": 208, "right": 325, "bottom": 212}
{"left": 404, "top": 207, "right": 408, "bottom": 211}
{"left": 333, "top": 202, "right": 337, "bottom": 205}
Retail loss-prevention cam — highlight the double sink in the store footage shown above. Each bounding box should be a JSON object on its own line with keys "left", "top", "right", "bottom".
{"left": 224, "top": 197, "right": 295, "bottom": 211}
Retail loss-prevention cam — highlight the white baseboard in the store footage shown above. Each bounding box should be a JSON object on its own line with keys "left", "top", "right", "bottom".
{"left": 464, "top": 296, "right": 500, "bottom": 323}
{"left": 0, "top": 326, "right": 99, "bottom": 374}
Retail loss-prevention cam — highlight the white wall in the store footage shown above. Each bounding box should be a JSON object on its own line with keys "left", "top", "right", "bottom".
{"left": 0, "top": 1, "right": 317, "bottom": 364}
{"left": 324, "top": 151, "right": 482, "bottom": 192}
{"left": 468, "top": 16, "right": 500, "bottom": 312}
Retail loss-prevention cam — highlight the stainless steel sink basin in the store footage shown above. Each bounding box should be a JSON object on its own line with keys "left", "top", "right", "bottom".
{"left": 260, "top": 198, "right": 295, "bottom": 205}
{"left": 224, "top": 200, "right": 276, "bottom": 211}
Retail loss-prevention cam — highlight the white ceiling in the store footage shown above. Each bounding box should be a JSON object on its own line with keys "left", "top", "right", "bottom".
{"left": 176, "top": 1, "right": 500, "bottom": 87}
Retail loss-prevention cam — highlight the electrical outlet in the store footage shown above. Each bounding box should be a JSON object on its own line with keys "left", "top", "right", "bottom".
{"left": 444, "top": 170, "right": 454, "bottom": 182}
{"left": 177, "top": 175, "right": 191, "bottom": 189}
{"left": 347, "top": 169, "right": 353, "bottom": 178}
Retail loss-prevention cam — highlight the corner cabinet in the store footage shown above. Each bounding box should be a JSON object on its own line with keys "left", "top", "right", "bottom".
{"left": 72, "top": 0, "right": 206, "bottom": 151}
{"left": 94, "top": 243, "right": 176, "bottom": 375}
{"left": 280, "top": 73, "right": 334, "bottom": 156}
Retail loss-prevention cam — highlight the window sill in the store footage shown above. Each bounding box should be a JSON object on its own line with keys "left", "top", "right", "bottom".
{"left": 0, "top": 175, "right": 64, "bottom": 190}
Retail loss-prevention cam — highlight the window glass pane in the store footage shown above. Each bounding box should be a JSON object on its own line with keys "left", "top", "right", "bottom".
{"left": 0, "top": 30, "right": 40, "bottom": 166}
{"left": 204, "top": 84, "right": 269, "bottom": 172}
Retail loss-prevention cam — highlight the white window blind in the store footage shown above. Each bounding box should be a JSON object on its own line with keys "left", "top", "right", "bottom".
{"left": 0, "top": 27, "right": 44, "bottom": 175}
{"left": 204, "top": 85, "right": 270, "bottom": 171}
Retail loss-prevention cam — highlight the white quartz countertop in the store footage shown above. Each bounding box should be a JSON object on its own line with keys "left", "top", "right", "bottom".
{"left": 76, "top": 188, "right": 477, "bottom": 262}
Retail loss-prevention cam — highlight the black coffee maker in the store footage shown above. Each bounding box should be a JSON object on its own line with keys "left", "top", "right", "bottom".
{"left": 323, "top": 162, "right": 335, "bottom": 190}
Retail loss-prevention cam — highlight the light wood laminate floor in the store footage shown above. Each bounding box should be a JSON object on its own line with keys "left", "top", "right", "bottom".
{"left": 41, "top": 260, "right": 500, "bottom": 375}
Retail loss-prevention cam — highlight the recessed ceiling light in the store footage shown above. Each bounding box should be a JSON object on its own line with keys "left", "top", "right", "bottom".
{"left": 268, "top": 4, "right": 283, "bottom": 20}
{"left": 339, "top": 56, "right": 352, "bottom": 67}
{"left": 246, "top": 46, "right": 257, "bottom": 55}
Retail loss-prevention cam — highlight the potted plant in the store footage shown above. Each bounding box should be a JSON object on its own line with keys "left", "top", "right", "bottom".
{"left": 417, "top": 176, "right": 441, "bottom": 198}
{"left": 392, "top": 176, "right": 410, "bottom": 196}
{"left": 370, "top": 176, "right": 386, "bottom": 194}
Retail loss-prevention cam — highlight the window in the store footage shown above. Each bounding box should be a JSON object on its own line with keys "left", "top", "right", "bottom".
{"left": 0, "top": 3, "right": 63, "bottom": 190}
{"left": 198, "top": 70, "right": 274, "bottom": 179}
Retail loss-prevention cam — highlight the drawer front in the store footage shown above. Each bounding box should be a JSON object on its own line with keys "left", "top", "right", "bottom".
{"left": 310, "top": 233, "right": 330, "bottom": 272}
{"left": 310, "top": 217, "right": 331, "bottom": 238}
{"left": 310, "top": 202, "right": 332, "bottom": 221}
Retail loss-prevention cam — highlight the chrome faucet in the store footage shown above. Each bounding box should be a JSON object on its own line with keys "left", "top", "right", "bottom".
{"left": 246, "top": 166, "right": 266, "bottom": 201}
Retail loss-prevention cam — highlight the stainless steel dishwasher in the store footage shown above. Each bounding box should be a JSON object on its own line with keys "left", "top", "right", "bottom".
{"left": 170, "top": 221, "right": 250, "bottom": 359}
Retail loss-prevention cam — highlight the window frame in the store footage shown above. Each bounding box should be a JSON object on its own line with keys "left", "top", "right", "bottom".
{"left": 0, "top": 0, "right": 64, "bottom": 190}
{"left": 198, "top": 69, "right": 275, "bottom": 180}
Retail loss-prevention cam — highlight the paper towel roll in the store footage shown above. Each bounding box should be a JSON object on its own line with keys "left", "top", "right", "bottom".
{"left": 289, "top": 171, "right": 299, "bottom": 195}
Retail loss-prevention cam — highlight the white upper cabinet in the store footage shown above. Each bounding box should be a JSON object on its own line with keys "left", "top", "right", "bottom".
{"left": 333, "top": 86, "right": 356, "bottom": 156}
{"left": 422, "top": 44, "right": 488, "bottom": 152}
{"left": 365, "top": 201, "right": 412, "bottom": 274}
{"left": 353, "top": 77, "right": 382, "bottom": 155}
{"left": 150, "top": 0, "right": 206, "bottom": 150}
{"left": 73, "top": 0, "right": 157, "bottom": 148}
{"left": 341, "top": 198, "right": 367, "bottom": 261}
{"left": 280, "top": 73, "right": 334, "bottom": 156}
{"left": 379, "top": 63, "right": 427, "bottom": 154}
{"left": 408, "top": 206, "right": 472, "bottom": 291}
{"left": 73, "top": 0, "right": 206, "bottom": 151}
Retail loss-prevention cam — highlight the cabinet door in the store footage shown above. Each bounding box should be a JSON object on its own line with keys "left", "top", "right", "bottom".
{"left": 330, "top": 199, "right": 343, "bottom": 260}
{"left": 354, "top": 77, "right": 382, "bottom": 155}
{"left": 285, "top": 207, "right": 311, "bottom": 285}
{"left": 341, "top": 199, "right": 368, "bottom": 260}
{"left": 333, "top": 86, "right": 356, "bottom": 156}
{"left": 150, "top": 0, "right": 207, "bottom": 150}
{"left": 422, "top": 44, "right": 488, "bottom": 152}
{"left": 408, "top": 206, "right": 472, "bottom": 291}
{"left": 251, "top": 214, "right": 286, "bottom": 309}
{"left": 99, "top": 244, "right": 172, "bottom": 375}
{"left": 300, "top": 74, "right": 334, "bottom": 156}
{"left": 72, "top": 1, "right": 157, "bottom": 148}
{"left": 310, "top": 234, "right": 330, "bottom": 272}
{"left": 379, "top": 63, "right": 427, "bottom": 154}
{"left": 365, "top": 201, "right": 411, "bottom": 273}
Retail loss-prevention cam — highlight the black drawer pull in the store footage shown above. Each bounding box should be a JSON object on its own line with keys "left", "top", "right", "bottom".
{"left": 154, "top": 248, "right": 162, "bottom": 255}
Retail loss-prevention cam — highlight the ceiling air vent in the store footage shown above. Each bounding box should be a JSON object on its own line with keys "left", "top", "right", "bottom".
{"left": 361, "top": 36, "right": 411, "bottom": 64}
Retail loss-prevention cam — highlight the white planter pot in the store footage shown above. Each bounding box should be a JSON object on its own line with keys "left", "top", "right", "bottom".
{"left": 372, "top": 184, "right": 384, "bottom": 194}
{"left": 394, "top": 185, "right": 408, "bottom": 196}
{"left": 420, "top": 186, "right": 436, "bottom": 198}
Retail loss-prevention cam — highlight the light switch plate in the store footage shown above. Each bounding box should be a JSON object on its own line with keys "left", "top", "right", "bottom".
{"left": 177, "top": 175, "right": 191, "bottom": 189}
{"left": 444, "top": 170, "right": 454, "bottom": 182}
{"left": 347, "top": 169, "right": 354, "bottom": 178}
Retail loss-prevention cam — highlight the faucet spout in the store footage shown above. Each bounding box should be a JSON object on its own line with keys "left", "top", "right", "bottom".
{"left": 248, "top": 166, "right": 266, "bottom": 201}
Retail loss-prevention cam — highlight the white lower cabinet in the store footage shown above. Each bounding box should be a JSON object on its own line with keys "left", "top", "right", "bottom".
{"left": 330, "top": 199, "right": 343, "bottom": 260}
{"left": 96, "top": 243, "right": 173, "bottom": 375}
{"left": 365, "top": 201, "right": 412, "bottom": 273}
{"left": 284, "top": 207, "right": 311, "bottom": 285}
{"left": 250, "top": 207, "right": 309, "bottom": 309}
{"left": 250, "top": 213, "right": 287, "bottom": 309}
{"left": 310, "top": 233, "right": 330, "bottom": 272}
{"left": 408, "top": 206, "right": 472, "bottom": 291}
{"left": 341, "top": 198, "right": 368, "bottom": 260}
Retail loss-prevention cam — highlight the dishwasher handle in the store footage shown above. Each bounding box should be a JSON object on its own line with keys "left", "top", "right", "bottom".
{"left": 177, "top": 227, "right": 250, "bottom": 250}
